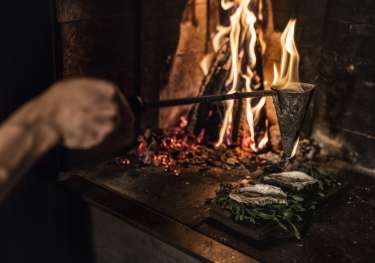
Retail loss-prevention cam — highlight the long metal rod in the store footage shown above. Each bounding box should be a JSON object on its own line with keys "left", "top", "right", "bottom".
{"left": 140, "top": 90, "right": 275, "bottom": 109}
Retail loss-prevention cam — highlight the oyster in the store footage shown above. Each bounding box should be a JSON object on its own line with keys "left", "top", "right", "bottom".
{"left": 263, "top": 171, "right": 318, "bottom": 191}
{"left": 229, "top": 184, "right": 288, "bottom": 206}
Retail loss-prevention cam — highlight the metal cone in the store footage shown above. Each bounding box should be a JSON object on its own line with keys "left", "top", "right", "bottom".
{"left": 272, "top": 83, "right": 315, "bottom": 158}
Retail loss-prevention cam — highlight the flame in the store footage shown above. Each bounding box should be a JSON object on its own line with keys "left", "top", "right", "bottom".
{"left": 273, "top": 19, "right": 302, "bottom": 158}
{"left": 273, "top": 19, "right": 302, "bottom": 91}
{"left": 200, "top": 55, "right": 213, "bottom": 76}
{"left": 212, "top": 0, "right": 268, "bottom": 152}
{"left": 258, "top": 120, "right": 269, "bottom": 149}
{"left": 290, "top": 137, "right": 300, "bottom": 158}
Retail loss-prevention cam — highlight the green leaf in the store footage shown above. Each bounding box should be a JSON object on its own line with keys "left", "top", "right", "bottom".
{"left": 287, "top": 220, "right": 301, "bottom": 240}
{"left": 291, "top": 195, "right": 304, "bottom": 202}
{"left": 283, "top": 210, "right": 293, "bottom": 220}
{"left": 275, "top": 218, "right": 288, "bottom": 231}
{"left": 256, "top": 211, "right": 274, "bottom": 220}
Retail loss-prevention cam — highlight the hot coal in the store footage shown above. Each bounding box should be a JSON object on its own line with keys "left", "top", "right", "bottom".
{"left": 112, "top": 119, "right": 336, "bottom": 179}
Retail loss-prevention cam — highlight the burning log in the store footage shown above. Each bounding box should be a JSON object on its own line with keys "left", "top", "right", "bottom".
{"left": 159, "top": 0, "right": 220, "bottom": 129}
{"left": 187, "top": 0, "right": 273, "bottom": 152}
{"left": 159, "top": 0, "right": 308, "bottom": 160}
{"left": 197, "top": 42, "right": 231, "bottom": 96}
{"left": 231, "top": 97, "right": 244, "bottom": 144}
{"left": 187, "top": 42, "right": 230, "bottom": 137}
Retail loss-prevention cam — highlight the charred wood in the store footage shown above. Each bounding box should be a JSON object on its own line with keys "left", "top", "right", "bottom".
{"left": 187, "top": 43, "right": 230, "bottom": 136}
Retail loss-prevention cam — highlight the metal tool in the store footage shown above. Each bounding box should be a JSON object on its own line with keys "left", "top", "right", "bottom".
{"left": 272, "top": 83, "right": 315, "bottom": 158}
{"left": 130, "top": 83, "right": 315, "bottom": 157}
{"left": 130, "top": 90, "right": 274, "bottom": 109}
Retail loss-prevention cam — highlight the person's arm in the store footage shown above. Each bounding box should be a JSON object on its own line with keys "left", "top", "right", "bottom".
{"left": 0, "top": 101, "right": 59, "bottom": 201}
{"left": 0, "top": 78, "right": 133, "bottom": 202}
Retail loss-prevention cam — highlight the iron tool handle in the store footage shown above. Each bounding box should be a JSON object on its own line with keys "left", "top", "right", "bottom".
{"left": 129, "top": 90, "right": 275, "bottom": 110}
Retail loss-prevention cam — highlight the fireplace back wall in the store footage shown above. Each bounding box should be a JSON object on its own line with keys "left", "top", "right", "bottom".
{"left": 55, "top": 0, "right": 375, "bottom": 171}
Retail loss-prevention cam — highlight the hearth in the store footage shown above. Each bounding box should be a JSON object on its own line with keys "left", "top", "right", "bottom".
{"left": 54, "top": 0, "right": 375, "bottom": 262}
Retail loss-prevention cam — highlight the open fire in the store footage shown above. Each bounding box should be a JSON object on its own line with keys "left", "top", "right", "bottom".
{"left": 208, "top": 0, "right": 269, "bottom": 152}
{"left": 209, "top": 0, "right": 266, "bottom": 151}
{"left": 115, "top": 0, "right": 308, "bottom": 175}
{"left": 206, "top": 0, "right": 303, "bottom": 155}
{"left": 130, "top": 0, "right": 304, "bottom": 174}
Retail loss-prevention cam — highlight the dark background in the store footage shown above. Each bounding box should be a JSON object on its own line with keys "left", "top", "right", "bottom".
{"left": 0, "top": 1, "right": 90, "bottom": 262}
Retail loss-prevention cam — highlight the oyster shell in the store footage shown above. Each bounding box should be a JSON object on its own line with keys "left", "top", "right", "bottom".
{"left": 263, "top": 171, "right": 318, "bottom": 191}
{"left": 229, "top": 184, "right": 288, "bottom": 206}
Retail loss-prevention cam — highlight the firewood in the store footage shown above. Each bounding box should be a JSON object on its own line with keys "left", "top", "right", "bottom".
{"left": 187, "top": 43, "right": 230, "bottom": 135}
{"left": 159, "top": 0, "right": 220, "bottom": 129}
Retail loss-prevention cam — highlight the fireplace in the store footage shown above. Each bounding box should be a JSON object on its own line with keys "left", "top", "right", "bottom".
{"left": 54, "top": 0, "right": 375, "bottom": 262}
{"left": 55, "top": 0, "right": 375, "bottom": 170}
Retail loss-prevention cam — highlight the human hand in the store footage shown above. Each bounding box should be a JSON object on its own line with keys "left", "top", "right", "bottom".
{"left": 39, "top": 78, "right": 133, "bottom": 149}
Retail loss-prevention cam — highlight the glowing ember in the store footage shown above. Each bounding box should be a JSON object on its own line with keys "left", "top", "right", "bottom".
{"left": 114, "top": 157, "right": 131, "bottom": 167}
{"left": 136, "top": 117, "right": 203, "bottom": 176}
